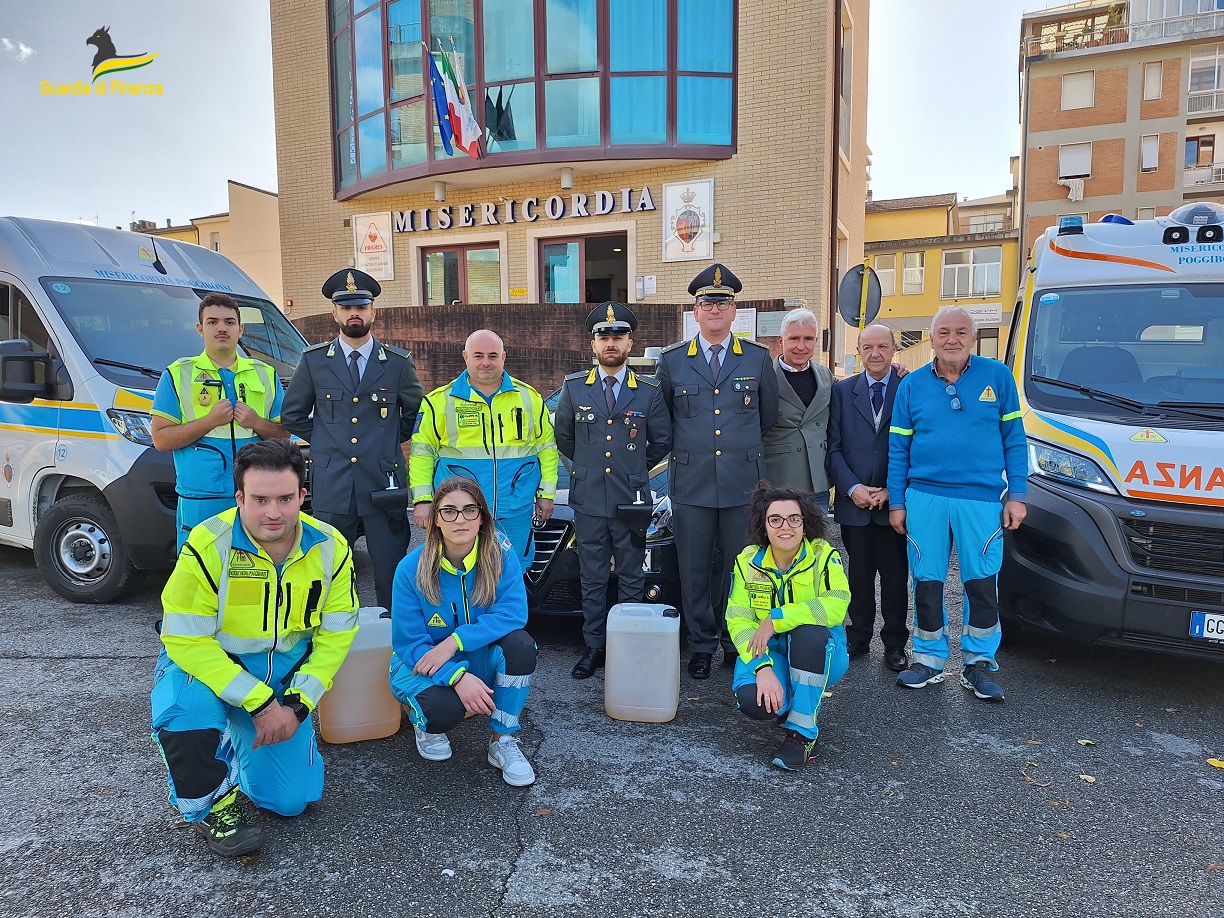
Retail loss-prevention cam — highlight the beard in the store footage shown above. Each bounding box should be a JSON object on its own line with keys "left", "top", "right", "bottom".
{"left": 596, "top": 349, "right": 628, "bottom": 369}
{"left": 341, "top": 318, "right": 372, "bottom": 339}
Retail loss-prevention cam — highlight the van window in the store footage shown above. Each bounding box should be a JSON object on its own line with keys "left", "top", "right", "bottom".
{"left": 16, "top": 288, "right": 51, "bottom": 356}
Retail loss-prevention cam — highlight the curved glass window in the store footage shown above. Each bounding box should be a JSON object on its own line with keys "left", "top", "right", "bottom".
{"left": 331, "top": 0, "right": 737, "bottom": 194}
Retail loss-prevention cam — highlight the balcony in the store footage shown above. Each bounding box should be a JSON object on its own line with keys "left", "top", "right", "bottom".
{"left": 1189, "top": 90, "right": 1224, "bottom": 114}
{"left": 1184, "top": 163, "right": 1224, "bottom": 187}
{"left": 1023, "top": 10, "right": 1224, "bottom": 58}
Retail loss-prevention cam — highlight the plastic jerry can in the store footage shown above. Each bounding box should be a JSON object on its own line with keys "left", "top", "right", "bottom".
{"left": 604, "top": 603, "right": 681, "bottom": 723}
{"left": 317, "top": 608, "right": 402, "bottom": 744}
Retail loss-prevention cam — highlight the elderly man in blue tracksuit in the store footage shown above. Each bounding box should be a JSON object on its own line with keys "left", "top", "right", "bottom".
{"left": 887, "top": 306, "right": 1028, "bottom": 702}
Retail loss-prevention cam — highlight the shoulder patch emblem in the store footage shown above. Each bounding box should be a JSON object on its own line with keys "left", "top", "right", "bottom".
{"left": 426, "top": 612, "right": 447, "bottom": 628}
{"left": 979, "top": 386, "right": 997, "bottom": 402}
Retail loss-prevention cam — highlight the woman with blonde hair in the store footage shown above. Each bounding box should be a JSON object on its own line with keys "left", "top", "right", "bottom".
{"left": 389, "top": 476, "right": 538, "bottom": 786}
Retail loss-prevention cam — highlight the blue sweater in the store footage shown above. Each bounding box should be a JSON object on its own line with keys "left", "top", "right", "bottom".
{"left": 390, "top": 536, "right": 528, "bottom": 687}
{"left": 888, "top": 356, "right": 1028, "bottom": 507}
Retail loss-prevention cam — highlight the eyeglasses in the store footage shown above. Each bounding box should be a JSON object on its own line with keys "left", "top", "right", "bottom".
{"left": 695, "top": 300, "right": 734, "bottom": 312}
{"left": 945, "top": 383, "right": 962, "bottom": 412}
{"left": 766, "top": 514, "right": 805, "bottom": 529}
{"left": 437, "top": 504, "right": 481, "bottom": 522}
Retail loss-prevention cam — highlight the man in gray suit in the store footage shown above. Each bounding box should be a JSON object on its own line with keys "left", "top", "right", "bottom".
{"left": 555, "top": 303, "right": 672, "bottom": 680}
{"left": 763, "top": 308, "right": 835, "bottom": 511}
{"left": 827, "top": 324, "right": 910, "bottom": 671}
{"left": 282, "top": 269, "right": 423, "bottom": 610}
{"left": 656, "top": 264, "right": 778, "bottom": 679}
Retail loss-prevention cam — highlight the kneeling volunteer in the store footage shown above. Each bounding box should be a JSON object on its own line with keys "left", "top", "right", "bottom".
{"left": 389, "top": 476, "right": 539, "bottom": 786}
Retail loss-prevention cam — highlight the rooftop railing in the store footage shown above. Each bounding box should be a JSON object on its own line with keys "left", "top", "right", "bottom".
{"left": 1023, "top": 10, "right": 1224, "bottom": 57}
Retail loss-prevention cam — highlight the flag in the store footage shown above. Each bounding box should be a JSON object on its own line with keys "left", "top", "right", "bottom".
{"left": 436, "top": 42, "right": 483, "bottom": 159}
{"left": 423, "top": 42, "right": 454, "bottom": 156}
{"left": 484, "top": 84, "right": 516, "bottom": 146}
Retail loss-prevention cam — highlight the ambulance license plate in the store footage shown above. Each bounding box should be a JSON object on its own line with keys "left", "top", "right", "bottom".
{"left": 1189, "top": 611, "right": 1224, "bottom": 642}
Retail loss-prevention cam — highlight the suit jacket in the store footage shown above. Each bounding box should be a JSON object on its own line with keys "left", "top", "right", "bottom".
{"left": 826, "top": 371, "right": 897, "bottom": 526}
{"left": 555, "top": 367, "right": 671, "bottom": 518}
{"left": 763, "top": 357, "right": 834, "bottom": 493}
{"left": 655, "top": 335, "right": 778, "bottom": 508}
{"left": 282, "top": 337, "right": 423, "bottom": 516}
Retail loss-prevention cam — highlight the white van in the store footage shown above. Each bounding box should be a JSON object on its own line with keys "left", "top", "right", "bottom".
{"left": 1001, "top": 203, "right": 1224, "bottom": 658}
{"left": 0, "top": 217, "right": 308, "bottom": 602}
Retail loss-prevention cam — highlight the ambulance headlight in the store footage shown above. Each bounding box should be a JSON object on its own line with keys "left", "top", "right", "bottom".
{"left": 1028, "top": 439, "right": 1116, "bottom": 494}
{"left": 106, "top": 409, "right": 154, "bottom": 447}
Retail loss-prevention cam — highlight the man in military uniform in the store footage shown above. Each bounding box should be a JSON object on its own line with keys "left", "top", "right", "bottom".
{"left": 555, "top": 303, "right": 672, "bottom": 680}
{"left": 282, "top": 269, "right": 423, "bottom": 609}
{"left": 656, "top": 264, "right": 779, "bottom": 679}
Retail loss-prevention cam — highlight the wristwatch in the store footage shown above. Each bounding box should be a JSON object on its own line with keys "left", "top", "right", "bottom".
{"left": 283, "top": 696, "right": 310, "bottom": 723}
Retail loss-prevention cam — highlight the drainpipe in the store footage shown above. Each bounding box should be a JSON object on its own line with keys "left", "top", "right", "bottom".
{"left": 828, "top": 0, "right": 843, "bottom": 372}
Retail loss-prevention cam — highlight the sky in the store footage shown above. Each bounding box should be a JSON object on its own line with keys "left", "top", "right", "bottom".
{"left": 0, "top": 0, "right": 1060, "bottom": 224}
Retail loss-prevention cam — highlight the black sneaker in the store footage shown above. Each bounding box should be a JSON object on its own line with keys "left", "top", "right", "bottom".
{"left": 771, "top": 730, "right": 817, "bottom": 771}
{"left": 194, "top": 795, "right": 263, "bottom": 857}
{"left": 961, "top": 661, "right": 1006, "bottom": 702}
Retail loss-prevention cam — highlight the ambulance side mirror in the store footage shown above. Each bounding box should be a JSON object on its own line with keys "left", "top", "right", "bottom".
{"left": 0, "top": 339, "right": 54, "bottom": 404}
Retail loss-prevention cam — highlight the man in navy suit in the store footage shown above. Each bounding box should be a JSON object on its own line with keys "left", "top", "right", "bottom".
{"left": 827, "top": 324, "right": 910, "bottom": 671}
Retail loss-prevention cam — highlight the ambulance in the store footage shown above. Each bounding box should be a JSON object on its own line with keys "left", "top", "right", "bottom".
{"left": 0, "top": 217, "right": 308, "bottom": 602}
{"left": 1001, "top": 202, "right": 1224, "bottom": 658}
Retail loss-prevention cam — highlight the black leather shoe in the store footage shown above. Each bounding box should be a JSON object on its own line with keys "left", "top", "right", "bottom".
{"left": 688, "top": 651, "right": 713, "bottom": 679}
{"left": 884, "top": 649, "right": 909, "bottom": 672}
{"left": 721, "top": 644, "right": 738, "bottom": 666}
{"left": 571, "top": 647, "right": 605, "bottom": 680}
{"left": 847, "top": 642, "right": 870, "bottom": 660}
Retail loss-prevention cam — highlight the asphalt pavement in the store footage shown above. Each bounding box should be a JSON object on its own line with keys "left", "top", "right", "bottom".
{"left": 0, "top": 531, "right": 1221, "bottom": 918}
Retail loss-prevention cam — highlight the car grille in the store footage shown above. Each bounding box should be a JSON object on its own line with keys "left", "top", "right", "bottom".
{"left": 1121, "top": 519, "right": 1224, "bottom": 578}
{"left": 526, "top": 518, "right": 571, "bottom": 584}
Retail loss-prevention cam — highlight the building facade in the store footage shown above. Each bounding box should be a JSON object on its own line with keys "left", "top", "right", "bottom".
{"left": 270, "top": 0, "right": 870, "bottom": 374}
{"left": 1019, "top": 0, "right": 1224, "bottom": 257}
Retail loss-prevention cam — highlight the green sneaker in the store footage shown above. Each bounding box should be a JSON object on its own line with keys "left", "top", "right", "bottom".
{"left": 193, "top": 793, "right": 263, "bottom": 857}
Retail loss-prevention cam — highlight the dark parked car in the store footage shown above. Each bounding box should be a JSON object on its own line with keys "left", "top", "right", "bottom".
{"left": 524, "top": 387, "right": 679, "bottom": 613}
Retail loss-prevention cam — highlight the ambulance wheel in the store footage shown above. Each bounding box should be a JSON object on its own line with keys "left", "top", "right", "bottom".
{"left": 33, "top": 495, "right": 143, "bottom": 603}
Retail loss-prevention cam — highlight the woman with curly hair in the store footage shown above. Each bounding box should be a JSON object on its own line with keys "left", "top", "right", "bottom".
{"left": 389, "top": 476, "right": 538, "bottom": 786}
{"left": 725, "top": 482, "right": 851, "bottom": 770}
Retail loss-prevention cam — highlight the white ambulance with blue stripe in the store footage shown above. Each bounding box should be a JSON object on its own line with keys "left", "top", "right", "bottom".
{"left": 1001, "top": 202, "right": 1224, "bottom": 658}
{"left": 0, "top": 217, "right": 308, "bottom": 602}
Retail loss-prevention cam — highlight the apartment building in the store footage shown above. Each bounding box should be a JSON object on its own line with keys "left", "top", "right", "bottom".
{"left": 1019, "top": 0, "right": 1224, "bottom": 257}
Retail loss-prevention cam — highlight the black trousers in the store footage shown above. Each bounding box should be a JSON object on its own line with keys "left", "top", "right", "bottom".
{"left": 314, "top": 506, "right": 409, "bottom": 610}
{"left": 840, "top": 521, "right": 910, "bottom": 652}
{"left": 672, "top": 502, "right": 747, "bottom": 654}
{"left": 573, "top": 510, "right": 645, "bottom": 651}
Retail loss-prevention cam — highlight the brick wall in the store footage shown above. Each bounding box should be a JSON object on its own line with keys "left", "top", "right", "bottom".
{"left": 292, "top": 298, "right": 790, "bottom": 394}
{"left": 1140, "top": 57, "right": 1181, "bottom": 121}
{"left": 1136, "top": 131, "right": 1178, "bottom": 193}
{"left": 1029, "top": 66, "right": 1128, "bottom": 133}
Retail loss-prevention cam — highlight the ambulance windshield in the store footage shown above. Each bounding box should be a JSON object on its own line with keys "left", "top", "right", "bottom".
{"left": 1026, "top": 284, "right": 1224, "bottom": 418}
{"left": 40, "top": 278, "right": 307, "bottom": 388}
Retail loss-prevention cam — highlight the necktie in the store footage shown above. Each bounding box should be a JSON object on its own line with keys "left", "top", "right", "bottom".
{"left": 604, "top": 375, "right": 617, "bottom": 413}
{"left": 349, "top": 350, "right": 361, "bottom": 389}
{"left": 871, "top": 380, "right": 884, "bottom": 414}
{"left": 709, "top": 343, "right": 723, "bottom": 379}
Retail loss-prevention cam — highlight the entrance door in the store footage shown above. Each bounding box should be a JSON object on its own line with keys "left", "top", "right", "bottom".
{"left": 540, "top": 233, "right": 628, "bottom": 304}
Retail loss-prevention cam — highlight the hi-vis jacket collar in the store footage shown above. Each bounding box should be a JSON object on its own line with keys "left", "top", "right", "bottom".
{"left": 192, "top": 350, "right": 257, "bottom": 376}
{"left": 686, "top": 336, "right": 743, "bottom": 357}
{"left": 326, "top": 339, "right": 389, "bottom": 362}
{"left": 439, "top": 536, "right": 480, "bottom": 575}
{"left": 750, "top": 539, "right": 813, "bottom": 576}
{"left": 583, "top": 368, "right": 639, "bottom": 388}
{"left": 231, "top": 513, "right": 328, "bottom": 562}
{"left": 450, "top": 369, "right": 515, "bottom": 401}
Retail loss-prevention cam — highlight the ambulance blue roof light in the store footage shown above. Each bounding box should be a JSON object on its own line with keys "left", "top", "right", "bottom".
{"left": 1099, "top": 213, "right": 1134, "bottom": 225}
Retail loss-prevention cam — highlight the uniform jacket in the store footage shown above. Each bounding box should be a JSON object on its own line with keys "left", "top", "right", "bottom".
{"left": 554, "top": 367, "right": 672, "bottom": 518}
{"left": 826, "top": 372, "right": 898, "bottom": 527}
{"left": 150, "top": 352, "right": 284, "bottom": 498}
{"left": 159, "top": 508, "right": 359, "bottom": 713}
{"left": 655, "top": 335, "right": 778, "bottom": 508}
{"left": 409, "top": 371, "right": 558, "bottom": 519}
{"left": 390, "top": 536, "right": 528, "bottom": 688}
{"left": 762, "top": 357, "right": 834, "bottom": 493}
{"left": 725, "top": 538, "right": 849, "bottom": 670}
{"left": 281, "top": 337, "right": 423, "bottom": 516}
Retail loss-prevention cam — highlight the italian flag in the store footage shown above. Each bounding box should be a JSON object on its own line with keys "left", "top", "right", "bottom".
{"left": 436, "top": 46, "right": 483, "bottom": 159}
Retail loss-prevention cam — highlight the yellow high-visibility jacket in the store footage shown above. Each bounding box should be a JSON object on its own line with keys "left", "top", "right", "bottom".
{"left": 159, "top": 508, "right": 359, "bottom": 713}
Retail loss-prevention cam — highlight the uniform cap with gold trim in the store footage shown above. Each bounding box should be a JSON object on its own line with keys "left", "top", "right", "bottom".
{"left": 322, "top": 268, "right": 381, "bottom": 307}
{"left": 586, "top": 301, "right": 637, "bottom": 337}
{"left": 688, "top": 262, "right": 742, "bottom": 300}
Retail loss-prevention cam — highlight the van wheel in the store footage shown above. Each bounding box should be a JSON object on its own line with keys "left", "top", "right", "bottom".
{"left": 33, "top": 495, "right": 143, "bottom": 603}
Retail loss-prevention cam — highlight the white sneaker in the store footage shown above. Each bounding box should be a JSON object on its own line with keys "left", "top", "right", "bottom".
{"left": 487, "top": 734, "right": 535, "bottom": 786}
{"left": 414, "top": 726, "right": 452, "bottom": 762}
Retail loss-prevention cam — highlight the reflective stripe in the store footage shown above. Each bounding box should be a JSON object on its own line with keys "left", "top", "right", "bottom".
{"left": 964, "top": 623, "right": 1001, "bottom": 640}
{"left": 785, "top": 711, "right": 816, "bottom": 730}
{"left": 218, "top": 669, "right": 263, "bottom": 707}
{"left": 160, "top": 612, "right": 219, "bottom": 637}
{"left": 199, "top": 517, "right": 235, "bottom": 628}
{"left": 788, "top": 665, "right": 822, "bottom": 687}
{"left": 914, "top": 625, "right": 944, "bottom": 642}
{"left": 216, "top": 631, "right": 309, "bottom": 655}
{"left": 494, "top": 673, "right": 532, "bottom": 689}
{"left": 320, "top": 609, "right": 357, "bottom": 633}
{"left": 889, "top": 426, "right": 914, "bottom": 436}
{"left": 491, "top": 710, "right": 520, "bottom": 729}
{"left": 1001, "top": 410, "right": 1023, "bottom": 422}
{"left": 289, "top": 672, "right": 327, "bottom": 708}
